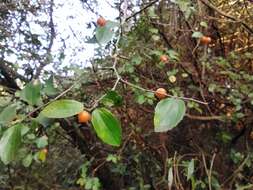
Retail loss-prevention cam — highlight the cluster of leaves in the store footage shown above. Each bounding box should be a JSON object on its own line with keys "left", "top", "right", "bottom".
{"left": 77, "top": 161, "right": 101, "bottom": 190}
{"left": 0, "top": 0, "right": 253, "bottom": 189}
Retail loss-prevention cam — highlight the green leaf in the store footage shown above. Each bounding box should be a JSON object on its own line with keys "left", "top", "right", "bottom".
{"left": 85, "top": 35, "right": 97, "bottom": 44}
{"left": 192, "top": 31, "right": 203, "bottom": 38}
{"left": 43, "top": 76, "right": 58, "bottom": 96}
{"left": 36, "top": 135, "right": 48, "bottom": 148}
{"left": 154, "top": 98, "right": 186, "bottom": 132}
{"left": 167, "top": 50, "right": 179, "bottom": 61}
{"left": 95, "top": 21, "right": 118, "bottom": 44}
{"left": 21, "top": 125, "right": 30, "bottom": 136}
{"left": 96, "top": 26, "right": 114, "bottom": 44}
{"left": 200, "top": 21, "right": 208, "bottom": 28}
{"left": 167, "top": 69, "right": 178, "bottom": 77}
{"left": 101, "top": 91, "right": 123, "bottom": 107}
{"left": 22, "top": 153, "right": 33, "bottom": 167}
{"left": 124, "top": 63, "right": 135, "bottom": 73}
{"left": 208, "top": 83, "right": 217, "bottom": 92}
{"left": 174, "top": 0, "right": 194, "bottom": 20}
{"left": 218, "top": 131, "right": 232, "bottom": 144}
{"left": 77, "top": 178, "right": 85, "bottom": 186}
{"left": 41, "top": 99, "right": 83, "bottom": 118}
{"left": 149, "top": 28, "right": 159, "bottom": 34}
{"left": 35, "top": 113, "right": 54, "bottom": 127}
{"left": 177, "top": 1, "right": 189, "bottom": 12}
{"left": 0, "top": 104, "right": 16, "bottom": 125}
{"left": 27, "top": 134, "right": 36, "bottom": 140}
{"left": 85, "top": 178, "right": 93, "bottom": 189}
{"left": 19, "top": 81, "right": 42, "bottom": 106}
{"left": 187, "top": 159, "right": 195, "bottom": 180}
{"left": 0, "top": 124, "right": 22, "bottom": 164}
{"left": 136, "top": 94, "right": 146, "bottom": 104}
{"left": 152, "top": 35, "right": 160, "bottom": 41}
{"left": 106, "top": 21, "right": 120, "bottom": 28}
{"left": 150, "top": 50, "right": 163, "bottom": 56}
{"left": 91, "top": 108, "right": 122, "bottom": 146}
{"left": 148, "top": 7, "right": 158, "bottom": 18}
{"left": 131, "top": 55, "right": 142, "bottom": 65}
{"left": 168, "top": 167, "right": 173, "bottom": 189}
{"left": 106, "top": 154, "right": 118, "bottom": 163}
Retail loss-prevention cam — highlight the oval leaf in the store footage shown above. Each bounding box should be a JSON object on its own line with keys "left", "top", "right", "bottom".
{"left": 0, "top": 104, "right": 16, "bottom": 125}
{"left": 154, "top": 98, "right": 186, "bottom": 132}
{"left": 95, "top": 26, "right": 114, "bottom": 44}
{"left": 36, "top": 135, "right": 48, "bottom": 148}
{"left": 168, "top": 167, "right": 173, "bottom": 188}
{"left": 187, "top": 159, "right": 195, "bottom": 180}
{"left": 19, "top": 81, "right": 42, "bottom": 106}
{"left": 91, "top": 108, "right": 122, "bottom": 146}
{"left": 95, "top": 21, "right": 119, "bottom": 44}
{"left": 43, "top": 75, "right": 58, "bottom": 96}
{"left": 22, "top": 153, "right": 33, "bottom": 167}
{"left": 34, "top": 113, "right": 54, "bottom": 127}
{"left": 101, "top": 90, "right": 123, "bottom": 107}
{"left": 0, "top": 124, "right": 22, "bottom": 165}
{"left": 192, "top": 31, "right": 203, "bottom": 38}
{"left": 41, "top": 99, "right": 83, "bottom": 118}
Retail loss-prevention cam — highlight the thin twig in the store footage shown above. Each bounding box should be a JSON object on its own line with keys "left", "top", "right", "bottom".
{"left": 208, "top": 153, "right": 216, "bottom": 190}
{"left": 174, "top": 153, "right": 184, "bottom": 190}
{"left": 200, "top": 0, "right": 253, "bottom": 34}
{"left": 201, "top": 45, "right": 207, "bottom": 81}
{"left": 87, "top": 94, "right": 107, "bottom": 112}
{"left": 13, "top": 76, "right": 84, "bottom": 124}
{"left": 202, "top": 153, "right": 211, "bottom": 190}
{"left": 126, "top": 0, "right": 160, "bottom": 21}
{"left": 185, "top": 113, "right": 224, "bottom": 121}
{"left": 92, "top": 159, "right": 107, "bottom": 177}
{"left": 222, "top": 154, "right": 250, "bottom": 187}
{"left": 87, "top": 2, "right": 125, "bottom": 111}
{"left": 120, "top": 78, "right": 208, "bottom": 105}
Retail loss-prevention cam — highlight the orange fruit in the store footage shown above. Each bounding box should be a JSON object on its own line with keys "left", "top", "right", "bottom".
{"left": 250, "top": 131, "right": 253, "bottom": 140}
{"left": 42, "top": 148, "right": 48, "bottom": 154}
{"left": 226, "top": 112, "right": 232, "bottom": 118}
{"left": 97, "top": 17, "right": 107, "bottom": 27}
{"left": 235, "top": 122, "right": 243, "bottom": 131}
{"left": 155, "top": 88, "right": 167, "bottom": 99}
{"left": 160, "top": 55, "right": 169, "bottom": 63}
{"left": 169, "top": 75, "right": 176, "bottom": 83}
{"left": 78, "top": 111, "right": 91, "bottom": 123}
{"left": 200, "top": 36, "right": 212, "bottom": 45}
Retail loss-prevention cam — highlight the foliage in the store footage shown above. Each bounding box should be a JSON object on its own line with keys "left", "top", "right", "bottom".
{"left": 0, "top": 0, "right": 253, "bottom": 189}
{"left": 91, "top": 108, "right": 122, "bottom": 146}
{"left": 154, "top": 98, "right": 185, "bottom": 132}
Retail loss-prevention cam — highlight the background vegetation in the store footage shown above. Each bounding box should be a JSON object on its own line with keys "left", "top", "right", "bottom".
{"left": 0, "top": 0, "right": 253, "bottom": 189}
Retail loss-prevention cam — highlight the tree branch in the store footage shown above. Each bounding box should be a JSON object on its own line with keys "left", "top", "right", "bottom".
{"left": 34, "top": 0, "right": 55, "bottom": 79}
{"left": 200, "top": 0, "right": 253, "bottom": 34}
{"left": 126, "top": 0, "right": 160, "bottom": 21}
{"left": 0, "top": 59, "right": 28, "bottom": 89}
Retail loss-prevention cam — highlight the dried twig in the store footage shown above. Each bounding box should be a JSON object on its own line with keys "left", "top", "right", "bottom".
{"left": 185, "top": 113, "right": 224, "bottom": 121}
{"left": 200, "top": 0, "right": 253, "bottom": 34}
